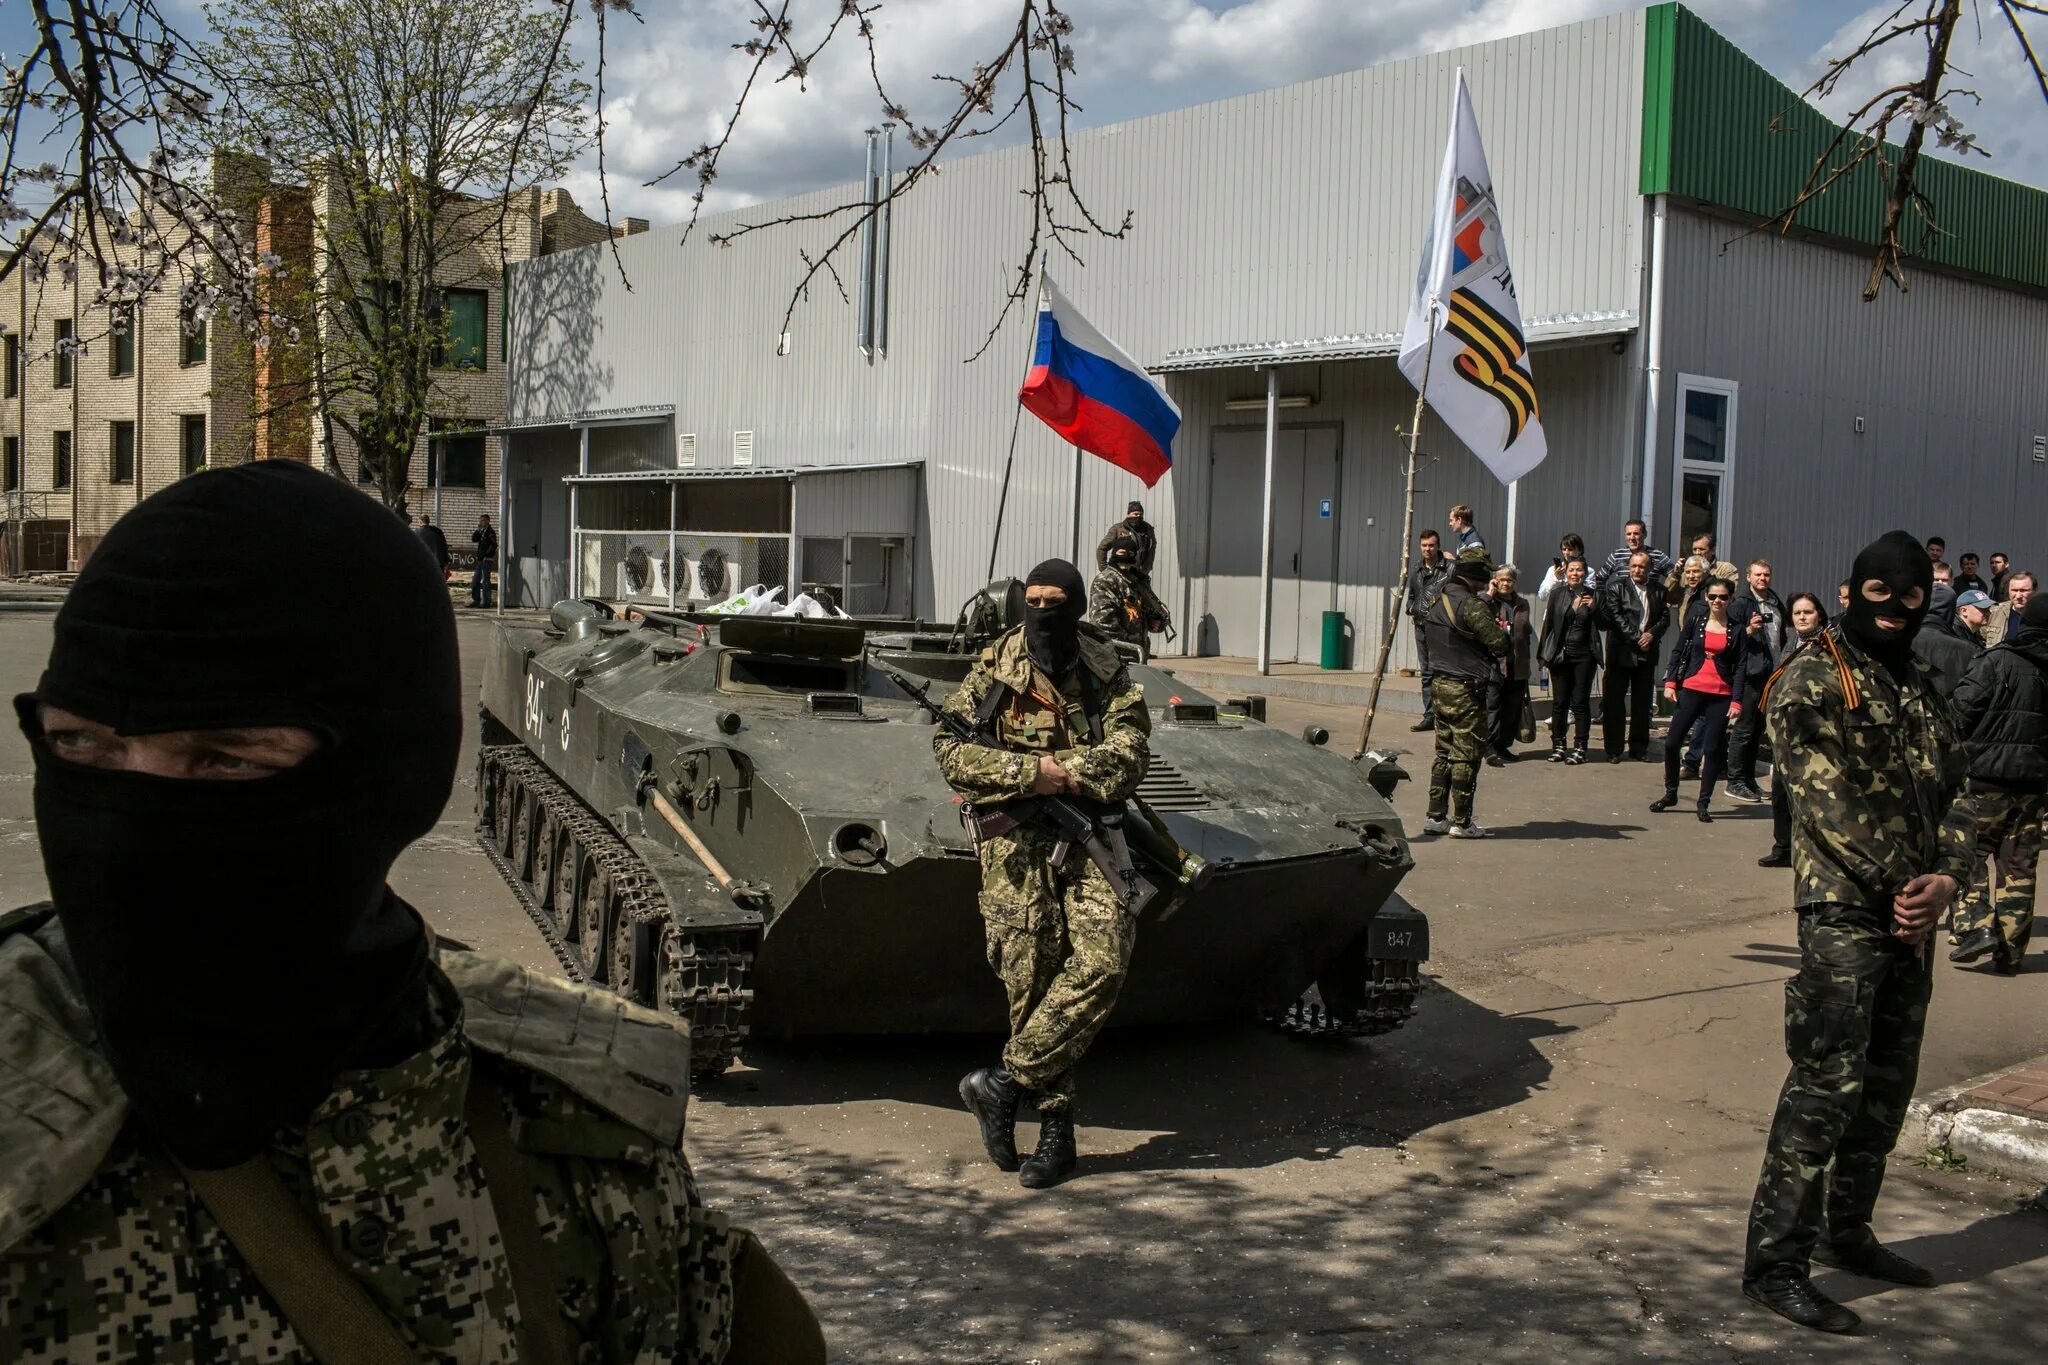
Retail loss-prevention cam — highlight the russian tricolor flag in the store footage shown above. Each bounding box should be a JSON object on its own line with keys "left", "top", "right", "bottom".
{"left": 1019, "top": 277, "right": 1181, "bottom": 488}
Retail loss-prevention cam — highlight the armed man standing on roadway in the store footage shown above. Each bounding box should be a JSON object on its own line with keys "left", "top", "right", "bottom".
{"left": 936, "top": 559, "right": 1152, "bottom": 1189}
{"left": 1419, "top": 546, "right": 1510, "bottom": 838}
{"left": 1088, "top": 536, "right": 1171, "bottom": 659}
{"left": 1094, "top": 499, "right": 1157, "bottom": 573}
{"left": 1404, "top": 528, "right": 1451, "bottom": 732}
{"left": 0, "top": 463, "right": 821, "bottom": 1365}
{"left": 1743, "top": 531, "right": 1971, "bottom": 1336}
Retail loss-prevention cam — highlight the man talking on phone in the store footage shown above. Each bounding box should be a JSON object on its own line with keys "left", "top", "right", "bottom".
{"left": 1723, "top": 559, "right": 1785, "bottom": 803}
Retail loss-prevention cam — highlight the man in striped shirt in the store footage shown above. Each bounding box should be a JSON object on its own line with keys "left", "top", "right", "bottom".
{"left": 1591, "top": 519, "right": 1674, "bottom": 589}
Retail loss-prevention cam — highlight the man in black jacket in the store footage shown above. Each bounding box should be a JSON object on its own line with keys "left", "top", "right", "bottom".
{"left": 1948, "top": 595, "right": 2048, "bottom": 974}
{"left": 1596, "top": 549, "right": 1670, "bottom": 762}
{"left": 1537, "top": 557, "right": 1599, "bottom": 763}
{"left": 1094, "top": 502, "right": 1157, "bottom": 574}
{"left": 1722, "top": 559, "right": 1785, "bottom": 803}
{"left": 1911, "top": 583, "right": 1978, "bottom": 700}
{"left": 1404, "top": 530, "right": 1451, "bottom": 731}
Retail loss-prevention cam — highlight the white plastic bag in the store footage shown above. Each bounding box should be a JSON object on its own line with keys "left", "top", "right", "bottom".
{"left": 739, "top": 586, "right": 784, "bottom": 616}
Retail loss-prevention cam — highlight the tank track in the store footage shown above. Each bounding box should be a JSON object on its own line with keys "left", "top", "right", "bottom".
{"left": 476, "top": 743, "right": 756, "bottom": 1080}
{"left": 1268, "top": 957, "right": 1423, "bottom": 1038}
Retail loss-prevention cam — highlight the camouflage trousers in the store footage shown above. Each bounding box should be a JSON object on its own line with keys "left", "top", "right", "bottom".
{"left": 1426, "top": 677, "right": 1486, "bottom": 824}
{"left": 1745, "top": 902, "right": 1932, "bottom": 1278}
{"left": 975, "top": 826, "right": 1138, "bottom": 1114}
{"left": 1952, "top": 787, "right": 2044, "bottom": 961}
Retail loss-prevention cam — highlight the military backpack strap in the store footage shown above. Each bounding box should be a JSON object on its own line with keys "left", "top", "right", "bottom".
{"left": 465, "top": 1066, "right": 573, "bottom": 1365}
{"left": 176, "top": 1155, "right": 417, "bottom": 1365}
{"left": 1077, "top": 667, "right": 1107, "bottom": 746}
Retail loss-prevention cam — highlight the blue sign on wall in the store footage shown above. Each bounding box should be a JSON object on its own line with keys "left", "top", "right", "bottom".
{"left": 1318, "top": 498, "right": 1332, "bottom": 519}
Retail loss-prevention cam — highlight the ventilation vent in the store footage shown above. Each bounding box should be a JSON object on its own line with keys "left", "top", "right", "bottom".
{"left": 732, "top": 430, "right": 754, "bottom": 467}
{"left": 678, "top": 432, "right": 697, "bottom": 467}
{"left": 1136, "top": 755, "right": 1208, "bottom": 811}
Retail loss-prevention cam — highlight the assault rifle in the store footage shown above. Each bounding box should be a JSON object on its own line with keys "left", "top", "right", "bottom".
{"left": 878, "top": 664, "right": 1210, "bottom": 917}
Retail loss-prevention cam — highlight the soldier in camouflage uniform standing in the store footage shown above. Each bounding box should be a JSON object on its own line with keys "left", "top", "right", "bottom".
{"left": 1088, "top": 537, "right": 1171, "bottom": 658}
{"left": 1946, "top": 593, "right": 2048, "bottom": 974}
{"left": 936, "top": 559, "right": 1152, "bottom": 1189}
{"left": 1744, "top": 531, "right": 1972, "bottom": 1335}
{"left": 0, "top": 464, "right": 820, "bottom": 1364}
{"left": 1420, "top": 546, "right": 1510, "bottom": 838}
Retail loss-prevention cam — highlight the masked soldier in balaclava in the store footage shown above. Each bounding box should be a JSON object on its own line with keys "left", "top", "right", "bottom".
{"left": 1088, "top": 538, "right": 1171, "bottom": 659}
{"left": 1420, "top": 546, "right": 1510, "bottom": 838}
{"left": 936, "top": 558, "right": 1152, "bottom": 1188}
{"left": 1743, "top": 530, "right": 1972, "bottom": 1335}
{"left": 0, "top": 462, "right": 821, "bottom": 1364}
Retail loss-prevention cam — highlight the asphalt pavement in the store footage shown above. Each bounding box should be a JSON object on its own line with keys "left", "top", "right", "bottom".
{"left": 1, "top": 611, "right": 2044, "bottom": 1362}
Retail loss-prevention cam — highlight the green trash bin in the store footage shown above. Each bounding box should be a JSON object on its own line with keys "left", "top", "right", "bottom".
{"left": 1320, "top": 610, "right": 1348, "bottom": 670}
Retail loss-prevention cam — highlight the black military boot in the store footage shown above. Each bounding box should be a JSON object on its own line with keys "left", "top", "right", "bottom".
{"left": 958, "top": 1067, "right": 1024, "bottom": 1172}
{"left": 1948, "top": 928, "right": 1996, "bottom": 964}
{"left": 1741, "top": 1266, "right": 1860, "bottom": 1333}
{"left": 1812, "top": 1230, "right": 1935, "bottom": 1287}
{"left": 1018, "top": 1110, "right": 1077, "bottom": 1189}
{"left": 1649, "top": 788, "right": 1679, "bottom": 813}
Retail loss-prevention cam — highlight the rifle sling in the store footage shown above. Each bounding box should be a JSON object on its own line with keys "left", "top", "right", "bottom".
{"left": 176, "top": 1159, "right": 416, "bottom": 1365}
{"left": 176, "top": 1068, "right": 572, "bottom": 1365}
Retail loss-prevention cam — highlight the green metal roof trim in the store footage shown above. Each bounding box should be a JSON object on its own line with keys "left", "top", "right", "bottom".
{"left": 1640, "top": 2, "right": 2048, "bottom": 291}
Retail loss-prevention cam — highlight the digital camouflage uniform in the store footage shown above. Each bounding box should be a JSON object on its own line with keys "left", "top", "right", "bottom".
{"left": 1424, "top": 557, "right": 1510, "bottom": 826}
{"left": 1087, "top": 563, "right": 1168, "bottom": 652}
{"left": 933, "top": 624, "right": 1152, "bottom": 1114}
{"left": 1950, "top": 789, "right": 2044, "bottom": 960}
{"left": 1746, "top": 630, "right": 1971, "bottom": 1278}
{"left": 0, "top": 908, "right": 742, "bottom": 1364}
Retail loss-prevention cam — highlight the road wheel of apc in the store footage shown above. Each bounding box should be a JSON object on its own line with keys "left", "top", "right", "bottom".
{"left": 610, "top": 909, "right": 654, "bottom": 1006}
{"left": 531, "top": 814, "right": 563, "bottom": 920}
{"left": 493, "top": 775, "right": 524, "bottom": 861}
{"left": 577, "top": 864, "right": 613, "bottom": 984}
{"left": 549, "top": 833, "right": 582, "bottom": 937}
{"left": 506, "top": 788, "right": 536, "bottom": 883}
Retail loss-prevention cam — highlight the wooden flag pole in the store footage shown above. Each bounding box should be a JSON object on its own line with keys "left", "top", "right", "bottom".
{"left": 984, "top": 273, "right": 1046, "bottom": 584}
{"left": 1355, "top": 315, "right": 1437, "bottom": 758}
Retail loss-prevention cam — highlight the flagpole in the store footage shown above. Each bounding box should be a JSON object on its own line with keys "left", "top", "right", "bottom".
{"left": 1070, "top": 443, "right": 1083, "bottom": 564}
{"left": 1356, "top": 312, "right": 1436, "bottom": 758}
{"left": 1505, "top": 478, "right": 1520, "bottom": 569}
{"left": 983, "top": 274, "right": 1044, "bottom": 585}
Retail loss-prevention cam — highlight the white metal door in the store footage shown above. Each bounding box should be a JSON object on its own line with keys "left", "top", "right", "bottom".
{"left": 1671, "top": 374, "right": 1738, "bottom": 554}
{"left": 1204, "top": 428, "right": 1309, "bottom": 660}
{"left": 1294, "top": 428, "right": 1339, "bottom": 662}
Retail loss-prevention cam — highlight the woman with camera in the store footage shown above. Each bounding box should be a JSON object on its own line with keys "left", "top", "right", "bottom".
{"left": 1651, "top": 577, "right": 1757, "bottom": 821}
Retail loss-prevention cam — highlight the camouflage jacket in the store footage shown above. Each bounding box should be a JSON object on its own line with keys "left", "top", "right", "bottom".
{"left": 0, "top": 907, "right": 739, "bottom": 1364}
{"left": 933, "top": 624, "right": 1151, "bottom": 806}
{"left": 1087, "top": 565, "right": 1168, "bottom": 643}
{"left": 1766, "top": 628, "right": 1973, "bottom": 912}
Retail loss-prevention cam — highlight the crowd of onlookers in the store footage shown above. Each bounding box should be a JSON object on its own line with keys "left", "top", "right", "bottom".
{"left": 1405, "top": 511, "right": 2045, "bottom": 973}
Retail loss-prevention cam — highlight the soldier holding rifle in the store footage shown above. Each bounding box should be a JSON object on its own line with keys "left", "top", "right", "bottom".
{"left": 929, "top": 559, "right": 1152, "bottom": 1190}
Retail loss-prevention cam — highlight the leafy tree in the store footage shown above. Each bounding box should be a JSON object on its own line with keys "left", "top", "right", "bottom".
{"left": 204, "top": 0, "right": 589, "bottom": 510}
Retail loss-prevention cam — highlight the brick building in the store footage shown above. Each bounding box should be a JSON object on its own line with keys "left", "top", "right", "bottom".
{"left": 0, "top": 172, "right": 643, "bottom": 572}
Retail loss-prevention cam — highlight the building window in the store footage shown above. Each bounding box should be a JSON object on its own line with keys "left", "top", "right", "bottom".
{"left": 53, "top": 320, "right": 72, "bottom": 388}
{"left": 109, "top": 311, "right": 135, "bottom": 378}
{"left": 427, "top": 419, "right": 485, "bottom": 488}
{"left": 3, "top": 333, "right": 17, "bottom": 398}
{"left": 357, "top": 455, "right": 376, "bottom": 484}
{"left": 181, "top": 322, "right": 207, "bottom": 366}
{"left": 3, "top": 437, "right": 18, "bottom": 493}
{"left": 110, "top": 421, "right": 135, "bottom": 484}
{"left": 433, "top": 289, "right": 487, "bottom": 371}
{"left": 1672, "top": 375, "right": 1739, "bottom": 555}
{"left": 52, "top": 430, "right": 71, "bottom": 489}
{"left": 181, "top": 415, "right": 207, "bottom": 476}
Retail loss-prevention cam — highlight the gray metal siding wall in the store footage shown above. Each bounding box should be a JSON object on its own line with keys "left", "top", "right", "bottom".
{"left": 507, "top": 11, "right": 1647, "bottom": 620}
{"left": 794, "top": 468, "right": 918, "bottom": 537}
{"left": 1168, "top": 343, "right": 1639, "bottom": 664}
{"left": 1656, "top": 207, "right": 2048, "bottom": 599}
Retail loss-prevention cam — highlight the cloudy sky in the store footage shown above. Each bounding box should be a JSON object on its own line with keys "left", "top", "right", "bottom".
{"left": 559, "top": 0, "right": 2048, "bottom": 225}
{"left": 1, "top": 1, "right": 2039, "bottom": 224}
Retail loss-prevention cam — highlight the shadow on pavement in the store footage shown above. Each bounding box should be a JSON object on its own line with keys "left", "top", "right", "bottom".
{"left": 1821, "top": 1201, "right": 2048, "bottom": 1304}
{"left": 714, "top": 978, "right": 1566, "bottom": 1176}
{"left": 1488, "top": 819, "right": 1649, "bottom": 841}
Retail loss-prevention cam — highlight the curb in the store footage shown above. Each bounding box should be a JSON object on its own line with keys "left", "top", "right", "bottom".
{"left": 1902, "top": 1065, "right": 2048, "bottom": 1186}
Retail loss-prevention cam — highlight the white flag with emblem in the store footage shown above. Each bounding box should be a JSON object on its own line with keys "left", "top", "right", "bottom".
{"left": 1398, "top": 69, "right": 1546, "bottom": 486}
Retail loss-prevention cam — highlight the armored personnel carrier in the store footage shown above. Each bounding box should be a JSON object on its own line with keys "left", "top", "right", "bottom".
{"left": 476, "top": 590, "right": 1426, "bottom": 1079}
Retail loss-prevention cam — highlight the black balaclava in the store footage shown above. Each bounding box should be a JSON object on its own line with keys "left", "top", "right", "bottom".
{"left": 1840, "top": 530, "right": 1932, "bottom": 676}
{"left": 1023, "top": 558, "right": 1087, "bottom": 676}
{"left": 21, "top": 461, "right": 461, "bottom": 1169}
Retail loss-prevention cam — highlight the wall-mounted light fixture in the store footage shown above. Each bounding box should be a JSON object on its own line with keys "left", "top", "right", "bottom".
{"left": 1223, "top": 394, "right": 1313, "bottom": 412}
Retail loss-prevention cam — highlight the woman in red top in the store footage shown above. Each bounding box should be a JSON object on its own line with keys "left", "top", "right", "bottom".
{"left": 1651, "top": 577, "right": 1759, "bottom": 821}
